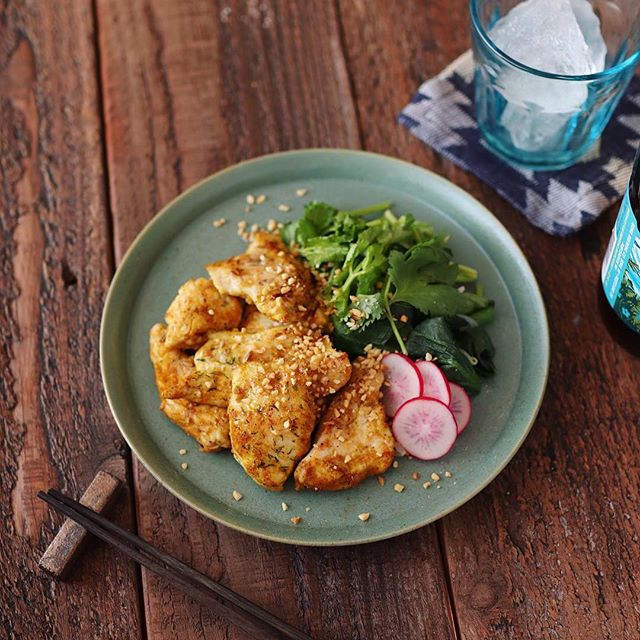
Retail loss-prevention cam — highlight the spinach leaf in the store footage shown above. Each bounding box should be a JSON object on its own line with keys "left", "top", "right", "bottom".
{"left": 406, "top": 318, "right": 483, "bottom": 394}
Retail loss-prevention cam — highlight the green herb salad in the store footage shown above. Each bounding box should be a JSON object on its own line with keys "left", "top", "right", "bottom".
{"left": 282, "top": 201, "right": 496, "bottom": 395}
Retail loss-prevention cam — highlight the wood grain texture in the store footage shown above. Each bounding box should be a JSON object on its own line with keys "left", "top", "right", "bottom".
{"left": 96, "top": 1, "right": 456, "bottom": 639}
{"left": 338, "top": 1, "right": 640, "bottom": 638}
{"left": 0, "top": 1, "right": 142, "bottom": 638}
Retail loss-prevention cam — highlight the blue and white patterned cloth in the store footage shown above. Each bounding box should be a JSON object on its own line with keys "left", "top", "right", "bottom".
{"left": 399, "top": 51, "right": 640, "bottom": 237}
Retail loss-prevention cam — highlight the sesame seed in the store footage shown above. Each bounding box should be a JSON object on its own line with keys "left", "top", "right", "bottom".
{"left": 283, "top": 420, "right": 291, "bottom": 429}
{"left": 425, "top": 353, "right": 433, "bottom": 362}
{"left": 232, "top": 490, "right": 243, "bottom": 501}
{"left": 290, "top": 516, "right": 302, "bottom": 525}
{"left": 431, "top": 472, "right": 441, "bottom": 482}
{"left": 400, "top": 314, "right": 409, "bottom": 323}
{"left": 212, "top": 218, "right": 226, "bottom": 228}
{"left": 358, "top": 513, "right": 370, "bottom": 522}
{"left": 207, "top": 309, "right": 214, "bottom": 315}
{"left": 377, "top": 476, "right": 385, "bottom": 487}
{"left": 245, "top": 205, "right": 252, "bottom": 213}
{"left": 392, "top": 461, "right": 399, "bottom": 469}
{"left": 256, "top": 194, "right": 267, "bottom": 204}
{"left": 278, "top": 204, "right": 291, "bottom": 212}
{"left": 344, "top": 455, "right": 352, "bottom": 463}
{"left": 246, "top": 194, "right": 256, "bottom": 204}
{"left": 305, "top": 507, "right": 311, "bottom": 512}
{"left": 394, "top": 483, "right": 405, "bottom": 493}
{"left": 181, "top": 462, "right": 188, "bottom": 470}
{"left": 267, "top": 219, "right": 277, "bottom": 231}
{"left": 411, "top": 471, "right": 420, "bottom": 481}
{"left": 444, "top": 471, "right": 452, "bottom": 478}
{"left": 179, "top": 449, "right": 187, "bottom": 455}
{"left": 296, "top": 188, "right": 307, "bottom": 197}
{"left": 281, "top": 502, "right": 289, "bottom": 511}
{"left": 422, "top": 481, "right": 431, "bottom": 489}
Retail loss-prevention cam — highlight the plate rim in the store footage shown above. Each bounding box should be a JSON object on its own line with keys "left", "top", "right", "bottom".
{"left": 100, "top": 148, "right": 550, "bottom": 546}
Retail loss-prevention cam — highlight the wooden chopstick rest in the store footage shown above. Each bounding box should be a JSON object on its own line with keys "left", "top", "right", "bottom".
{"left": 39, "top": 469, "right": 122, "bottom": 578}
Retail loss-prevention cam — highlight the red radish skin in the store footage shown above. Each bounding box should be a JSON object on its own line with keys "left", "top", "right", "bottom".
{"left": 449, "top": 383, "right": 472, "bottom": 433}
{"left": 382, "top": 353, "right": 423, "bottom": 417}
{"left": 415, "top": 361, "right": 451, "bottom": 405}
{"left": 392, "top": 398, "right": 458, "bottom": 461}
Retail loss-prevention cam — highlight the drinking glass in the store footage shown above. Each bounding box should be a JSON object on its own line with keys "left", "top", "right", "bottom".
{"left": 470, "top": 0, "right": 640, "bottom": 170}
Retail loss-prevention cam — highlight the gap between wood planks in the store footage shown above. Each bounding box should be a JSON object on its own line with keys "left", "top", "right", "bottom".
{"left": 89, "top": 1, "right": 149, "bottom": 638}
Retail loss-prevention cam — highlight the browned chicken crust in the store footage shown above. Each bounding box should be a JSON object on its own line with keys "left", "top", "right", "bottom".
{"left": 161, "top": 399, "right": 230, "bottom": 451}
{"left": 228, "top": 363, "right": 318, "bottom": 491}
{"left": 206, "top": 231, "right": 315, "bottom": 323}
{"left": 294, "top": 352, "right": 394, "bottom": 491}
{"left": 150, "top": 323, "right": 229, "bottom": 406}
{"left": 225, "top": 327, "right": 352, "bottom": 490}
{"left": 164, "top": 278, "right": 243, "bottom": 349}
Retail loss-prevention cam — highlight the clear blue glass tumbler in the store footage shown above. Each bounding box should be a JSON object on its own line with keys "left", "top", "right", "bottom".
{"left": 470, "top": 0, "right": 640, "bottom": 170}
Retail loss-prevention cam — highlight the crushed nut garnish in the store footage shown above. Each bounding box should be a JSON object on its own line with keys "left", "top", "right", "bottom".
{"left": 394, "top": 483, "right": 405, "bottom": 493}
{"left": 411, "top": 471, "right": 420, "bottom": 481}
{"left": 377, "top": 476, "right": 385, "bottom": 487}
{"left": 400, "top": 314, "right": 409, "bottom": 323}
{"left": 358, "top": 513, "right": 370, "bottom": 522}
{"left": 290, "top": 516, "right": 302, "bottom": 525}
{"left": 444, "top": 471, "right": 452, "bottom": 478}
{"left": 232, "top": 490, "right": 243, "bottom": 501}
{"left": 283, "top": 420, "right": 291, "bottom": 429}
{"left": 422, "top": 481, "right": 431, "bottom": 489}
{"left": 281, "top": 502, "right": 289, "bottom": 511}
{"left": 181, "top": 462, "right": 188, "bottom": 470}
{"left": 278, "top": 204, "right": 291, "bottom": 212}
{"left": 296, "top": 188, "right": 308, "bottom": 197}
{"left": 431, "top": 472, "right": 441, "bottom": 482}
{"left": 179, "top": 448, "right": 187, "bottom": 455}
{"left": 246, "top": 194, "right": 256, "bottom": 204}
{"left": 256, "top": 194, "right": 267, "bottom": 204}
{"left": 344, "top": 455, "right": 352, "bottom": 463}
{"left": 212, "top": 218, "right": 226, "bottom": 228}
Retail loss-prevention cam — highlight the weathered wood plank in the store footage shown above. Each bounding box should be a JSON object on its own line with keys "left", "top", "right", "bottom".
{"left": 338, "top": 0, "right": 640, "bottom": 637}
{"left": 96, "top": 1, "right": 457, "bottom": 638}
{"left": 0, "top": 1, "right": 142, "bottom": 638}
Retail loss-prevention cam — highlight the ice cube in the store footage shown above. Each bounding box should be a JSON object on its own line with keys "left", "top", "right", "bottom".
{"left": 571, "top": 0, "right": 607, "bottom": 71}
{"left": 488, "top": 0, "right": 606, "bottom": 153}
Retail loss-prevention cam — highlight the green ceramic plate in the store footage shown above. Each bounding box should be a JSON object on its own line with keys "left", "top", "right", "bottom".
{"left": 100, "top": 149, "right": 549, "bottom": 546}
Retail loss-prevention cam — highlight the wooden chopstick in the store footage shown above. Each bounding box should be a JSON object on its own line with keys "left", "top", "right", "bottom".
{"left": 38, "top": 489, "right": 312, "bottom": 640}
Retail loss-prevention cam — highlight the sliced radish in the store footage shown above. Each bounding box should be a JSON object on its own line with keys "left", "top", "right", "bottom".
{"left": 415, "top": 361, "right": 451, "bottom": 405}
{"left": 382, "top": 353, "right": 423, "bottom": 417}
{"left": 392, "top": 398, "right": 457, "bottom": 460}
{"left": 449, "top": 383, "right": 472, "bottom": 433}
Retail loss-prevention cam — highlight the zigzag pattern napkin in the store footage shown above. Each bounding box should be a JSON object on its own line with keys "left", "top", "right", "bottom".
{"left": 399, "top": 51, "right": 640, "bottom": 237}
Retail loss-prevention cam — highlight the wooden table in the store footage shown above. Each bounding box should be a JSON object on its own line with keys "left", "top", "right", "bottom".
{"left": 3, "top": 1, "right": 639, "bottom": 638}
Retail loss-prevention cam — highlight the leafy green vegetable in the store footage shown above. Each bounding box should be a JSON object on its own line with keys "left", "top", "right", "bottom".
{"left": 281, "top": 200, "right": 497, "bottom": 393}
{"left": 406, "top": 318, "right": 483, "bottom": 394}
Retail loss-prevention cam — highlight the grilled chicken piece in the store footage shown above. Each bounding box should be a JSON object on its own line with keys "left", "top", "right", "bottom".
{"left": 164, "top": 278, "right": 243, "bottom": 349}
{"left": 240, "top": 305, "right": 283, "bottom": 332}
{"left": 194, "top": 325, "right": 351, "bottom": 399}
{"left": 161, "top": 399, "right": 230, "bottom": 451}
{"left": 228, "top": 363, "right": 318, "bottom": 491}
{"left": 150, "top": 323, "right": 229, "bottom": 406}
{"left": 206, "top": 231, "right": 314, "bottom": 323}
{"left": 294, "top": 352, "right": 394, "bottom": 491}
{"left": 224, "top": 327, "right": 352, "bottom": 490}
